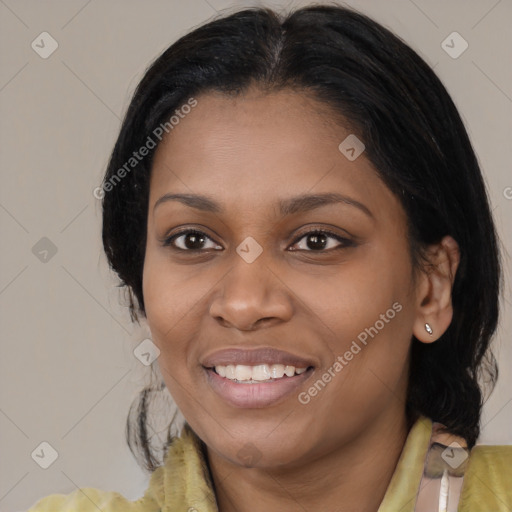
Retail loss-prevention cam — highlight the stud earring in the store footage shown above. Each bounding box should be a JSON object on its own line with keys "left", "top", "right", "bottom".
{"left": 425, "top": 323, "right": 433, "bottom": 336}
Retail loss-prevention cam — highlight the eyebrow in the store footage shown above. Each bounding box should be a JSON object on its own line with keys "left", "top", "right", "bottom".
{"left": 153, "top": 192, "right": 373, "bottom": 218}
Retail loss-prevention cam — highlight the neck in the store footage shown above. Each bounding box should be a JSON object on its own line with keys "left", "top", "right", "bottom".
{"left": 205, "top": 409, "right": 410, "bottom": 512}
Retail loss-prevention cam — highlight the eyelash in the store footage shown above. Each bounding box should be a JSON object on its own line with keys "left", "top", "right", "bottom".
{"left": 162, "top": 227, "right": 355, "bottom": 253}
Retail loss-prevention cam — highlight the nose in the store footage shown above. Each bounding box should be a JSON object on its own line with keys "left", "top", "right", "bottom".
{"left": 209, "top": 254, "right": 293, "bottom": 331}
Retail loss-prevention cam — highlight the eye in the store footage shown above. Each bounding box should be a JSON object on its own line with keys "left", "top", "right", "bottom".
{"left": 289, "top": 228, "right": 355, "bottom": 252}
{"left": 162, "top": 227, "right": 355, "bottom": 253}
{"left": 162, "top": 229, "right": 222, "bottom": 252}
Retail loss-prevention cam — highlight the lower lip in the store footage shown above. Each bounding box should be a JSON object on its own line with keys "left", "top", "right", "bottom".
{"left": 204, "top": 367, "right": 314, "bottom": 408}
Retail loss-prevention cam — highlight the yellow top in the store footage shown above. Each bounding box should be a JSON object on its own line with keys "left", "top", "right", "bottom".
{"left": 27, "top": 416, "right": 512, "bottom": 511}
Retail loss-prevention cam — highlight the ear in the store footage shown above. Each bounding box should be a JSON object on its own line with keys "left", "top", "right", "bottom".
{"left": 413, "top": 235, "right": 460, "bottom": 343}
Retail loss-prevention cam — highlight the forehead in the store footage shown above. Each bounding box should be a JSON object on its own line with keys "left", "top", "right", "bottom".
{"left": 148, "top": 88, "right": 397, "bottom": 217}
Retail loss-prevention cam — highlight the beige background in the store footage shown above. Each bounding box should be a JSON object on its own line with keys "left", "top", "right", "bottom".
{"left": 0, "top": 0, "right": 510, "bottom": 510}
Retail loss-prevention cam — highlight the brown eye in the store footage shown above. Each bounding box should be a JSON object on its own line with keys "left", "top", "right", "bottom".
{"left": 162, "top": 227, "right": 355, "bottom": 253}
{"left": 290, "top": 229, "right": 355, "bottom": 252}
{"left": 163, "top": 230, "right": 222, "bottom": 251}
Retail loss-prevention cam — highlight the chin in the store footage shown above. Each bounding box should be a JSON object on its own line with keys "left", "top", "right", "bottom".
{"left": 205, "top": 424, "right": 310, "bottom": 469}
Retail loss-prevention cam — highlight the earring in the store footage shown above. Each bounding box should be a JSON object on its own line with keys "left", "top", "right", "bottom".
{"left": 425, "top": 323, "right": 433, "bottom": 336}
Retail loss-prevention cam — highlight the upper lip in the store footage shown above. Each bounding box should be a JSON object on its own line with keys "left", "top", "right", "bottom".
{"left": 201, "top": 347, "right": 317, "bottom": 368}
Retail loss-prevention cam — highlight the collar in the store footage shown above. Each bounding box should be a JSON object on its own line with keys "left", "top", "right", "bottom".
{"left": 149, "top": 416, "right": 434, "bottom": 512}
{"left": 378, "top": 416, "right": 433, "bottom": 511}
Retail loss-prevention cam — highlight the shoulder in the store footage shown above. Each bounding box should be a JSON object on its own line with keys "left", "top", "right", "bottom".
{"left": 459, "top": 444, "right": 512, "bottom": 511}
{"left": 26, "top": 424, "right": 212, "bottom": 512}
{"left": 27, "top": 466, "right": 165, "bottom": 512}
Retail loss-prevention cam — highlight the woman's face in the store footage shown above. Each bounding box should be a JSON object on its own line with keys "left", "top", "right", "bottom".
{"left": 142, "top": 88, "right": 420, "bottom": 468}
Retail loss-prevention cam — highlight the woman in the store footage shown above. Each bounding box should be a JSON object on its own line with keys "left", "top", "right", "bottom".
{"left": 29, "top": 4, "right": 511, "bottom": 512}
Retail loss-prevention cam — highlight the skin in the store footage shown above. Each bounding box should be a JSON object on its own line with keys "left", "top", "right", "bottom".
{"left": 142, "top": 87, "right": 460, "bottom": 512}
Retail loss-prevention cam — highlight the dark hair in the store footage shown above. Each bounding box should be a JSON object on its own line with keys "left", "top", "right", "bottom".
{"left": 101, "top": 4, "right": 501, "bottom": 472}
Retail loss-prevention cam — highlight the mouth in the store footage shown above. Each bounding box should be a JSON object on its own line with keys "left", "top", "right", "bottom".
{"left": 202, "top": 363, "right": 315, "bottom": 408}
{"left": 208, "top": 363, "right": 313, "bottom": 382}
{"left": 200, "top": 346, "right": 318, "bottom": 408}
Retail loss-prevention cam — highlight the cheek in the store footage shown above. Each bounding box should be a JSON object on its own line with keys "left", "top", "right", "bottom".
{"left": 142, "top": 260, "right": 198, "bottom": 407}
{"left": 141, "top": 248, "right": 219, "bottom": 386}
{"left": 305, "top": 243, "right": 414, "bottom": 396}
{"left": 142, "top": 243, "right": 201, "bottom": 320}
{"left": 310, "top": 247, "right": 412, "bottom": 341}
{"left": 142, "top": 250, "right": 192, "bottom": 352}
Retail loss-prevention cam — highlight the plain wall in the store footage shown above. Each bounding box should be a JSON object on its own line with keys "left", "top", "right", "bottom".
{"left": 0, "top": 1, "right": 510, "bottom": 510}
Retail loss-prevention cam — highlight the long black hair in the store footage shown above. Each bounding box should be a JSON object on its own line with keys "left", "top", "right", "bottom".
{"left": 101, "top": 4, "right": 501, "bottom": 472}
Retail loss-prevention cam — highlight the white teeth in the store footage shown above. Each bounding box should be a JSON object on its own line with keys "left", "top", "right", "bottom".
{"left": 234, "top": 365, "right": 252, "bottom": 381}
{"left": 270, "top": 364, "right": 285, "bottom": 378}
{"left": 213, "top": 363, "right": 309, "bottom": 381}
{"left": 225, "top": 365, "right": 236, "bottom": 379}
{"left": 252, "top": 364, "right": 271, "bottom": 380}
{"left": 284, "top": 365, "right": 295, "bottom": 377}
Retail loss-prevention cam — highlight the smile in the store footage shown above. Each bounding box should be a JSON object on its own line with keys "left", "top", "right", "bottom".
{"left": 213, "top": 363, "right": 308, "bottom": 382}
{"left": 203, "top": 365, "right": 315, "bottom": 408}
